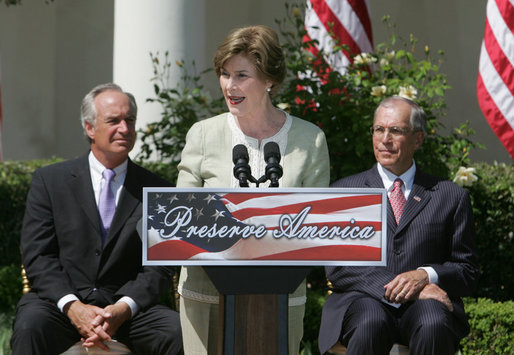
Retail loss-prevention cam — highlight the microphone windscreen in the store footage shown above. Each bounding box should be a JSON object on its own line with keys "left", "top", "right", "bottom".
{"left": 232, "top": 144, "right": 249, "bottom": 164}
{"left": 264, "top": 141, "right": 281, "bottom": 163}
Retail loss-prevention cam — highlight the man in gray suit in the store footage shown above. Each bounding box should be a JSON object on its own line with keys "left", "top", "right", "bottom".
{"left": 11, "top": 83, "right": 183, "bottom": 354}
{"left": 318, "top": 96, "right": 479, "bottom": 355}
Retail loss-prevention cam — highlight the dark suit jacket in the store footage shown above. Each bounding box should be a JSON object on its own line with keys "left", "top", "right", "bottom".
{"left": 318, "top": 164, "right": 479, "bottom": 354}
{"left": 21, "top": 153, "right": 172, "bottom": 310}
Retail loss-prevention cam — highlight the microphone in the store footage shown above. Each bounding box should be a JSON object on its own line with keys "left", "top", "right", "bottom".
{"left": 264, "top": 142, "right": 283, "bottom": 187}
{"left": 232, "top": 144, "right": 252, "bottom": 187}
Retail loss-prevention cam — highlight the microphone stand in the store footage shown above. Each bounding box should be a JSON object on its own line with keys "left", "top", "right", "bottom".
{"left": 218, "top": 145, "right": 289, "bottom": 354}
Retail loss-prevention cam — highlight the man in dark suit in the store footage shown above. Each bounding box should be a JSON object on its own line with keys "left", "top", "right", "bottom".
{"left": 11, "top": 83, "right": 183, "bottom": 354}
{"left": 318, "top": 96, "right": 479, "bottom": 355}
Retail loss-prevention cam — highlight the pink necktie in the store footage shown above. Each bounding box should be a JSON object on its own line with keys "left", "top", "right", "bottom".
{"left": 390, "top": 178, "right": 406, "bottom": 224}
{"left": 98, "top": 169, "right": 116, "bottom": 243}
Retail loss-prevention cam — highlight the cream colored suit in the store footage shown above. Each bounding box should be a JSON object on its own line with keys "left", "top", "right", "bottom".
{"left": 177, "top": 112, "right": 330, "bottom": 354}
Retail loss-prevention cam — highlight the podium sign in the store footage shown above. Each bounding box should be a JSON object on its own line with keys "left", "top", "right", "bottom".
{"left": 142, "top": 187, "right": 387, "bottom": 266}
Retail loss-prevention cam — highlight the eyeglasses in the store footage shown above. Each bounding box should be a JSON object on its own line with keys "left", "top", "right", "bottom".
{"left": 369, "top": 125, "right": 414, "bottom": 138}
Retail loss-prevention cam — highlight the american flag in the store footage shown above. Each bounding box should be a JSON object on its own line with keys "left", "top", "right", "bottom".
{"left": 144, "top": 188, "right": 386, "bottom": 266}
{"left": 477, "top": 0, "right": 514, "bottom": 158}
{"left": 304, "top": 0, "right": 373, "bottom": 74}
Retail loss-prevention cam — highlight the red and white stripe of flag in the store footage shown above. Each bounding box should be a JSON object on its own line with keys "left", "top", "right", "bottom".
{"left": 304, "top": 0, "right": 373, "bottom": 74}
{"left": 477, "top": 0, "right": 514, "bottom": 158}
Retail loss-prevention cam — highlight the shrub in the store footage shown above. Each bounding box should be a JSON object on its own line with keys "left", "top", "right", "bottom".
{"left": 301, "top": 282, "right": 327, "bottom": 353}
{"left": 136, "top": 52, "right": 224, "bottom": 167}
{"left": 0, "top": 158, "right": 62, "bottom": 266}
{"left": 0, "top": 265, "right": 22, "bottom": 314}
{"left": 0, "top": 312, "right": 13, "bottom": 355}
{"left": 466, "top": 162, "right": 514, "bottom": 302}
{"left": 461, "top": 298, "right": 514, "bottom": 354}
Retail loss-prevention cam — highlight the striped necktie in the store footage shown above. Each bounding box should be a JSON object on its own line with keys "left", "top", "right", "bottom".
{"left": 389, "top": 178, "right": 406, "bottom": 224}
{"left": 98, "top": 169, "right": 116, "bottom": 243}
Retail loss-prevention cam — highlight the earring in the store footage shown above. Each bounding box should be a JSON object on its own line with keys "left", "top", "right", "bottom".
{"left": 266, "top": 87, "right": 271, "bottom": 93}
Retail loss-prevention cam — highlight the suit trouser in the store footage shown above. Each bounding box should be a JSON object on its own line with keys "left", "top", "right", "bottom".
{"left": 339, "top": 296, "right": 467, "bottom": 355}
{"left": 10, "top": 292, "right": 183, "bottom": 355}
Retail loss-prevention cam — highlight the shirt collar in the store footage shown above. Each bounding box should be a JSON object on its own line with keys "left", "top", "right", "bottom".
{"left": 377, "top": 160, "right": 416, "bottom": 196}
{"left": 88, "top": 151, "right": 128, "bottom": 181}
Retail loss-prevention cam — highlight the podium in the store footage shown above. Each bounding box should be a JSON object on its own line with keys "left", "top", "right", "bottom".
{"left": 142, "top": 188, "right": 387, "bottom": 354}
{"left": 204, "top": 266, "right": 312, "bottom": 355}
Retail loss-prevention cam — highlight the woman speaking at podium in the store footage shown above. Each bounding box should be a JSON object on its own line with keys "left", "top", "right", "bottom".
{"left": 176, "top": 25, "right": 330, "bottom": 354}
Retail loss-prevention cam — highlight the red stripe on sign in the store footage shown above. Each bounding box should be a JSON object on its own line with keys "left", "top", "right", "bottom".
{"left": 255, "top": 244, "right": 381, "bottom": 261}
{"left": 147, "top": 240, "right": 205, "bottom": 260}
{"left": 221, "top": 192, "right": 289, "bottom": 205}
{"left": 229, "top": 195, "right": 381, "bottom": 221}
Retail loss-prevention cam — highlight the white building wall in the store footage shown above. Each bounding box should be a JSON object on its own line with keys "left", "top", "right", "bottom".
{"left": 0, "top": 0, "right": 113, "bottom": 160}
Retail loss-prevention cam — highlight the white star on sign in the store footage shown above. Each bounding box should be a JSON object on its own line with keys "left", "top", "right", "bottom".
{"left": 155, "top": 204, "right": 167, "bottom": 214}
{"left": 204, "top": 194, "right": 216, "bottom": 204}
{"left": 212, "top": 210, "right": 225, "bottom": 221}
{"left": 167, "top": 194, "right": 179, "bottom": 204}
{"left": 194, "top": 208, "right": 204, "bottom": 219}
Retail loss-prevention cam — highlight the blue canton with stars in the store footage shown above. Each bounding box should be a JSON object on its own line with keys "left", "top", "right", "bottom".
{"left": 147, "top": 192, "right": 245, "bottom": 252}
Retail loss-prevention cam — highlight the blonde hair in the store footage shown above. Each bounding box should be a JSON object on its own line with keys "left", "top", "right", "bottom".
{"left": 213, "top": 25, "right": 286, "bottom": 95}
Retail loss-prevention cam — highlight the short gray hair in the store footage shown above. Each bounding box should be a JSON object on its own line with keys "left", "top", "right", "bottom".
{"left": 374, "top": 96, "right": 426, "bottom": 133}
{"left": 80, "top": 83, "right": 137, "bottom": 142}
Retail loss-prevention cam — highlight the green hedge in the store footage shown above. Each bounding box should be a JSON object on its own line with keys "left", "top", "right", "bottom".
{"left": 0, "top": 159, "right": 62, "bottom": 266}
{"left": 467, "top": 162, "right": 514, "bottom": 301}
{"left": 461, "top": 298, "right": 514, "bottom": 354}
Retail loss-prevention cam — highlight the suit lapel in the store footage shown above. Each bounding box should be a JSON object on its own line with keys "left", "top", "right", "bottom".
{"left": 68, "top": 154, "right": 102, "bottom": 237}
{"left": 395, "top": 171, "right": 433, "bottom": 234}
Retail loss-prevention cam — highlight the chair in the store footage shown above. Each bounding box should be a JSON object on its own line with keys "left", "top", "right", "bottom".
{"left": 60, "top": 340, "right": 133, "bottom": 355}
{"left": 328, "top": 342, "right": 409, "bottom": 355}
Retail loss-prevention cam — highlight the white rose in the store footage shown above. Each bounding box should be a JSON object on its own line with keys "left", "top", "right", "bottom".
{"left": 386, "top": 50, "right": 396, "bottom": 60}
{"left": 398, "top": 85, "right": 418, "bottom": 99}
{"left": 371, "top": 85, "right": 387, "bottom": 97}
{"left": 354, "top": 53, "right": 376, "bottom": 65}
{"left": 453, "top": 167, "right": 478, "bottom": 187}
{"left": 277, "top": 102, "right": 290, "bottom": 111}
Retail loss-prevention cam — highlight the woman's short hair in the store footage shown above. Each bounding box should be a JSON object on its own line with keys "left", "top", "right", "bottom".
{"left": 80, "top": 83, "right": 137, "bottom": 142}
{"left": 213, "top": 25, "right": 286, "bottom": 95}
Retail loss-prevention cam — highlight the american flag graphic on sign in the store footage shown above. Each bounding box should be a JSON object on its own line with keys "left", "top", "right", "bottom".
{"left": 143, "top": 188, "right": 387, "bottom": 266}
